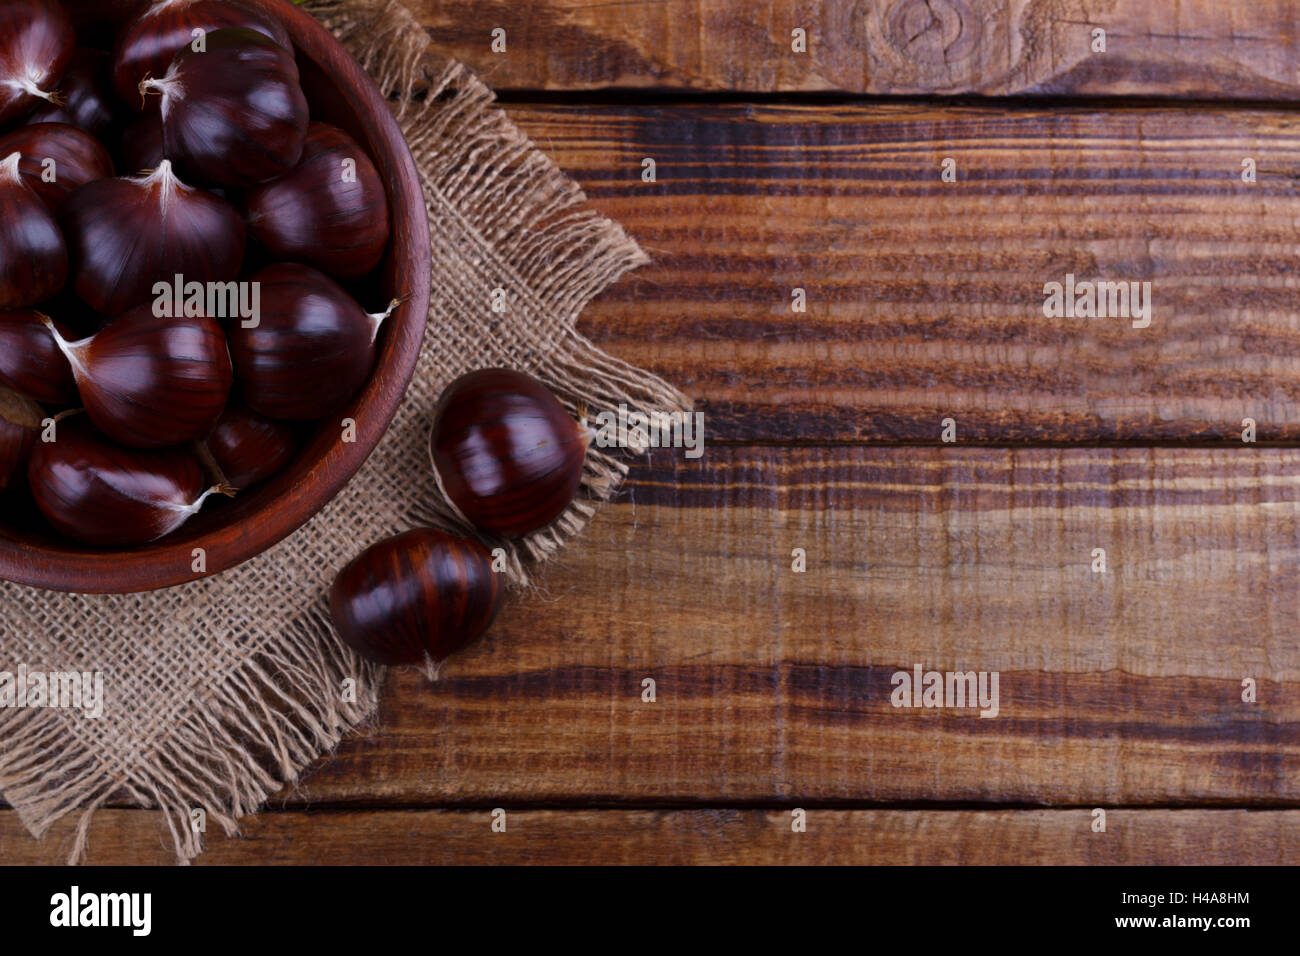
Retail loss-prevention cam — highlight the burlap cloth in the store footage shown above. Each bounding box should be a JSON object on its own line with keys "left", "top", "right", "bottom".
{"left": 0, "top": 0, "right": 689, "bottom": 863}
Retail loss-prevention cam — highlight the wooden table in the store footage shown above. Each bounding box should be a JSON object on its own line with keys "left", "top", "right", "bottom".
{"left": 6, "top": 0, "right": 1300, "bottom": 864}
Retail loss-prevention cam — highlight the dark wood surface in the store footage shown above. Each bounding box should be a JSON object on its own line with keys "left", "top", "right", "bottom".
{"left": 6, "top": 0, "right": 1300, "bottom": 864}
{"left": 413, "top": 0, "right": 1300, "bottom": 101}
{"left": 284, "top": 448, "right": 1300, "bottom": 808}
{"left": 511, "top": 102, "right": 1300, "bottom": 443}
{"left": 7, "top": 808, "right": 1299, "bottom": 865}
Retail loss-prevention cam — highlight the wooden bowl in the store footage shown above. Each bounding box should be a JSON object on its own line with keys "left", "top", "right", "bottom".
{"left": 0, "top": 0, "right": 432, "bottom": 593}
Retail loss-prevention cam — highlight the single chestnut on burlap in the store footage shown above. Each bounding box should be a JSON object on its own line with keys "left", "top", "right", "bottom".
{"left": 0, "top": 0, "right": 689, "bottom": 864}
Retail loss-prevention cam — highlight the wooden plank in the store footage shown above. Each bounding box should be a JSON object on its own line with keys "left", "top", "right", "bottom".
{"left": 2, "top": 807, "right": 1294, "bottom": 864}
{"left": 412, "top": 0, "right": 1300, "bottom": 99}
{"left": 273, "top": 447, "right": 1300, "bottom": 806}
{"left": 509, "top": 102, "right": 1300, "bottom": 442}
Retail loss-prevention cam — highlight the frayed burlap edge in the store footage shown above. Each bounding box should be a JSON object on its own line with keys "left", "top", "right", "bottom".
{"left": 0, "top": 608, "right": 382, "bottom": 863}
{"left": 0, "top": 0, "right": 689, "bottom": 864}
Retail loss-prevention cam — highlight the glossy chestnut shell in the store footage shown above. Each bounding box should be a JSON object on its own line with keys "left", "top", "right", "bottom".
{"left": 229, "top": 263, "right": 390, "bottom": 421}
{"left": 144, "top": 27, "right": 308, "bottom": 188}
{"left": 0, "top": 309, "right": 77, "bottom": 404}
{"left": 0, "top": 152, "right": 69, "bottom": 310}
{"left": 244, "top": 121, "right": 391, "bottom": 278}
{"left": 0, "top": 0, "right": 74, "bottom": 126}
{"left": 330, "top": 528, "right": 503, "bottom": 666}
{"left": 203, "top": 405, "right": 296, "bottom": 490}
{"left": 0, "top": 385, "right": 43, "bottom": 493}
{"left": 112, "top": 0, "right": 290, "bottom": 109}
{"left": 24, "top": 48, "right": 117, "bottom": 135}
{"left": 0, "top": 122, "right": 115, "bottom": 211}
{"left": 27, "top": 417, "right": 221, "bottom": 547}
{"left": 59, "top": 159, "right": 245, "bottom": 316}
{"left": 0, "top": 0, "right": 433, "bottom": 592}
{"left": 49, "top": 303, "right": 233, "bottom": 449}
{"left": 430, "top": 369, "right": 590, "bottom": 537}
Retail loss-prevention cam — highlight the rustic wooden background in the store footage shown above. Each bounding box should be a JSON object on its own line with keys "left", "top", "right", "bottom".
{"left": 6, "top": 0, "right": 1300, "bottom": 864}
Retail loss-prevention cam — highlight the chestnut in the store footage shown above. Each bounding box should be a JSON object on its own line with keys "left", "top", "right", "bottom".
{"left": 23, "top": 48, "right": 117, "bottom": 136}
{"left": 0, "top": 309, "right": 78, "bottom": 404}
{"left": 142, "top": 27, "right": 308, "bottom": 188}
{"left": 430, "top": 369, "right": 591, "bottom": 537}
{"left": 28, "top": 416, "right": 230, "bottom": 547}
{"left": 244, "top": 122, "right": 391, "bottom": 279}
{"left": 0, "top": 385, "right": 43, "bottom": 494}
{"left": 229, "top": 263, "right": 398, "bottom": 421}
{"left": 59, "top": 159, "right": 245, "bottom": 316}
{"left": 330, "top": 528, "right": 503, "bottom": 667}
{"left": 112, "top": 0, "right": 290, "bottom": 110}
{"left": 0, "top": 0, "right": 74, "bottom": 126}
{"left": 0, "top": 3, "right": 410, "bottom": 556}
{"left": 116, "top": 114, "right": 230, "bottom": 191}
{"left": 0, "top": 151, "right": 69, "bottom": 310}
{"left": 202, "top": 405, "right": 297, "bottom": 490}
{"left": 43, "top": 305, "right": 233, "bottom": 449}
{"left": 0, "top": 122, "right": 115, "bottom": 211}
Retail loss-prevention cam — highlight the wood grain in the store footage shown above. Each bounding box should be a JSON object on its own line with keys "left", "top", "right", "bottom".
{"left": 411, "top": 0, "right": 1300, "bottom": 99}
{"left": 8, "top": 1, "right": 1293, "bottom": 867}
{"left": 505, "top": 102, "right": 1300, "bottom": 442}
{"left": 244, "top": 447, "right": 1300, "bottom": 807}
{"left": 2, "top": 807, "right": 1293, "bottom": 865}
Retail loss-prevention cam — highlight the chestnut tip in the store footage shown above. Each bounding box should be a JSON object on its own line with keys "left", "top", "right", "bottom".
{"left": 39, "top": 313, "right": 88, "bottom": 374}
{"left": 137, "top": 73, "right": 161, "bottom": 105}
{"left": 6, "top": 72, "right": 60, "bottom": 105}
{"left": 367, "top": 297, "right": 405, "bottom": 344}
{"left": 178, "top": 481, "right": 238, "bottom": 518}
{"left": 37, "top": 311, "right": 64, "bottom": 339}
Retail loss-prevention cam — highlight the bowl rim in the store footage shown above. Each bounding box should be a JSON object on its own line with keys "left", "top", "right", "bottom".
{"left": 0, "top": 0, "right": 433, "bottom": 593}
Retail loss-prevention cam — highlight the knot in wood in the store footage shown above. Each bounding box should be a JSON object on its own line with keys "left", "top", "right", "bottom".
{"left": 883, "top": 0, "right": 983, "bottom": 66}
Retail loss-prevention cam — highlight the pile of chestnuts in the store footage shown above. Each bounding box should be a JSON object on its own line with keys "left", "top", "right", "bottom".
{"left": 330, "top": 368, "right": 594, "bottom": 671}
{"left": 1, "top": 0, "right": 599, "bottom": 678}
{"left": 0, "top": 0, "right": 397, "bottom": 547}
